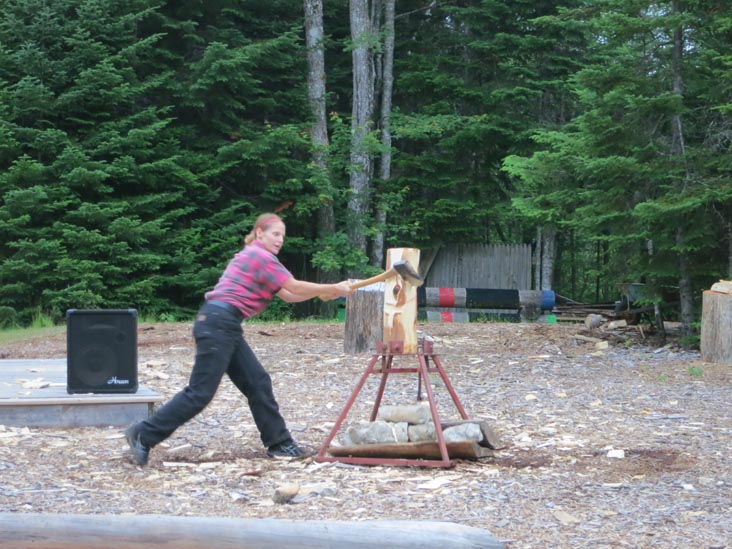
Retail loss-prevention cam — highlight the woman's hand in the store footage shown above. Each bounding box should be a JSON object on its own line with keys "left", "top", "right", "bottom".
{"left": 319, "top": 280, "right": 353, "bottom": 301}
{"left": 332, "top": 281, "right": 354, "bottom": 297}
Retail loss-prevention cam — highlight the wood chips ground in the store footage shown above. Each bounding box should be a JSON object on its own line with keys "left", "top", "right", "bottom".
{"left": 1, "top": 320, "right": 731, "bottom": 548}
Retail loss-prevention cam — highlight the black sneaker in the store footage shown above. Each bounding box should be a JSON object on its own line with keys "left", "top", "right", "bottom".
{"left": 266, "top": 440, "right": 312, "bottom": 459}
{"left": 125, "top": 423, "right": 150, "bottom": 466}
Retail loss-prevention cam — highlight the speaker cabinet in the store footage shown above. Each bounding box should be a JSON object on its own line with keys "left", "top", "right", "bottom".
{"left": 66, "top": 309, "right": 138, "bottom": 394}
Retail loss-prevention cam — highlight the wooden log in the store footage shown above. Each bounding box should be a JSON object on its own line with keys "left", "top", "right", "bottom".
{"left": 710, "top": 280, "right": 732, "bottom": 294}
{"left": 383, "top": 248, "right": 420, "bottom": 353}
{"left": 0, "top": 513, "right": 503, "bottom": 549}
{"left": 344, "top": 283, "right": 383, "bottom": 354}
{"left": 701, "top": 290, "right": 732, "bottom": 364}
{"left": 328, "top": 440, "right": 494, "bottom": 460}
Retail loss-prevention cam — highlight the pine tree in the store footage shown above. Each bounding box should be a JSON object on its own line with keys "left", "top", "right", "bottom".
{"left": 504, "top": 0, "right": 732, "bottom": 331}
{"left": 0, "top": 0, "right": 198, "bottom": 321}
{"left": 386, "top": 0, "right": 588, "bottom": 247}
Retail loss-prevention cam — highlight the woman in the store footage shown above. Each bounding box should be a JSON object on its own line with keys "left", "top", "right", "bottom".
{"left": 125, "top": 213, "right": 353, "bottom": 465}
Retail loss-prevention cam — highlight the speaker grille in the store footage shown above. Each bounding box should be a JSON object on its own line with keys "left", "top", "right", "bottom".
{"left": 67, "top": 309, "right": 138, "bottom": 394}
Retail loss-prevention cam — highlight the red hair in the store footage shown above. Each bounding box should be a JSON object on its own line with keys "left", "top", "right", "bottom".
{"left": 244, "top": 213, "right": 283, "bottom": 245}
{"left": 255, "top": 216, "right": 281, "bottom": 230}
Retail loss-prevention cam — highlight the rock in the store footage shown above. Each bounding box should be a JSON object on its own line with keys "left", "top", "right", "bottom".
{"left": 408, "top": 422, "right": 436, "bottom": 442}
{"left": 344, "top": 421, "right": 408, "bottom": 445}
{"left": 376, "top": 402, "right": 433, "bottom": 424}
{"left": 585, "top": 314, "right": 606, "bottom": 329}
{"left": 292, "top": 482, "right": 338, "bottom": 503}
{"left": 443, "top": 423, "right": 483, "bottom": 443}
{"left": 273, "top": 482, "right": 300, "bottom": 504}
{"left": 553, "top": 509, "right": 581, "bottom": 524}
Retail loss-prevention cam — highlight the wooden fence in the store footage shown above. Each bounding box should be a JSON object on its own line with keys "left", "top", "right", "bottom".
{"left": 422, "top": 244, "right": 532, "bottom": 289}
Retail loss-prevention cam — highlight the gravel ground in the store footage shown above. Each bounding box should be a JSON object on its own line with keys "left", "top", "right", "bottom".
{"left": 1, "top": 320, "right": 730, "bottom": 548}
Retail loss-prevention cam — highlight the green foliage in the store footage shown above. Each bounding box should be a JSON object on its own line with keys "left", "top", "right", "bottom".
{"left": 311, "top": 232, "right": 371, "bottom": 275}
{"left": 386, "top": 0, "right": 589, "bottom": 247}
{"left": 0, "top": 306, "right": 16, "bottom": 328}
{"left": 251, "top": 298, "right": 294, "bottom": 323}
{"left": 1, "top": 0, "right": 730, "bottom": 328}
{"left": 30, "top": 308, "right": 56, "bottom": 329}
{"left": 504, "top": 0, "right": 732, "bottom": 307}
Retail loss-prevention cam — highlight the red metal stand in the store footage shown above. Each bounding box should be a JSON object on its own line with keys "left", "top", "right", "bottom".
{"left": 315, "top": 339, "right": 469, "bottom": 468}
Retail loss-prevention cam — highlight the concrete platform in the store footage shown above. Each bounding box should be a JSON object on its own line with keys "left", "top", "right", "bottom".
{"left": 0, "top": 359, "right": 163, "bottom": 428}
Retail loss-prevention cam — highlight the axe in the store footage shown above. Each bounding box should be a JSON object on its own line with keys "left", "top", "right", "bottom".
{"left": 349, "top": 259, "right": 424, "bottom": 290}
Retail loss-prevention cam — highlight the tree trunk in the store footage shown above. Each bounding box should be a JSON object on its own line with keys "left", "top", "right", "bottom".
{"left": 305, "top": 0, "right": 338, "bottom": 316}
{"left": 727, "top": 220, "right": 732, "bottom": 279}
{"left": 369, "top": 0, "right": 395, "bottom": 268}
{"left": 534, "top": 225, "right": 542, "bottom": 290}
{"left": 305, "top": 0, "right": 329, "bottom": 172}
{"left": 677, "top": 226, "right": 694, "bottom": 338}
{"left": 541, "top": 224, "right": 556, "bottom": 291}
{"left": 348, "top": 0, "right": 375, "bottom": 267}
{"left": 670, "top": 2, "right": 692, "bottom": 337}
{"left": 645, "top": 238, "right": 667, "bottom": 342}
{"left": 728, "top": 221, "right": 732, "bottom": 279}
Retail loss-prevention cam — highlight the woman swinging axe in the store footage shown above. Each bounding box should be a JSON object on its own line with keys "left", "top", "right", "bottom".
{"left": 125, "top": 213, "right": 353, "bottom": 465}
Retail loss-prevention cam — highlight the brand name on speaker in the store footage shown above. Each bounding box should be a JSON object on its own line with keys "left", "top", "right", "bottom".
{"left": 107, "top": 376, "right": 131, "bottom": 385}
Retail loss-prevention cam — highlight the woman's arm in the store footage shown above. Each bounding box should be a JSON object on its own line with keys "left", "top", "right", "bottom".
{"left": 276, "top": 286, "right": 309, "bottom": 303}
{"left": 277, "top": 278, "right": 353, "bottom": 303}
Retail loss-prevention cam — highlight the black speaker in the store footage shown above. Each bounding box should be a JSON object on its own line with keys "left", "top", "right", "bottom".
{"left": 66, "top": 309, "right": 138, "bottom": 394}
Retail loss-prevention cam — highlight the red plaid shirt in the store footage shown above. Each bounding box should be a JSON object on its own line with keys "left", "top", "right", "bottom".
{"left": 205, "top": 240, "right": 292, "bottom": 319}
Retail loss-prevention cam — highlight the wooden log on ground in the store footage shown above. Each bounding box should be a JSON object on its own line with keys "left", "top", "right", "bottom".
{"left": 701, "top": 290, "right": 732, "bottom": 364}
{"left": 0, "top": 513, "right": 503, "bottom": 549}
{"left": 328, "top": 440, "right": 494, "bottom": 460}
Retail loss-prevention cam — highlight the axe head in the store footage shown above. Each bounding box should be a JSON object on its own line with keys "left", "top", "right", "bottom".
{"left": 392, "top": 259, "right": 424, "bottom": 287}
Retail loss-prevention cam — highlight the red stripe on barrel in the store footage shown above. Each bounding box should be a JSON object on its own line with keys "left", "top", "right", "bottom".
{"left": 438, "top": 287, "right": 455, "bottom": 307}
{"left": 440, "top": 311, "right": 453, "bottom": 322}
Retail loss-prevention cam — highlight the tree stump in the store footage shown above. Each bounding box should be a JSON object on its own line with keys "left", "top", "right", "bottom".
{"left": 701, "top": 289, "right": 732, "bottom": 364}
{"left": 344, "top": 284, "right": 383, "bottom": 354}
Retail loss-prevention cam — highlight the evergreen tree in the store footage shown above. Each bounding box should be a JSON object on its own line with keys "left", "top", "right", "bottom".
{"left": 505, "top": 0, "right": 732, "bottom": 331}
{"left": 0, "top": 0, "right": 196, "bottom": 322}
{"left": 386, "top": 0, "right": 588, "bottom": 248}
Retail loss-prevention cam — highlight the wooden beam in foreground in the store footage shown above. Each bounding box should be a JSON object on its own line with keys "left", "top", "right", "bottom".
{"left": 0, "top": 513, "right": 504, "bottom": 549}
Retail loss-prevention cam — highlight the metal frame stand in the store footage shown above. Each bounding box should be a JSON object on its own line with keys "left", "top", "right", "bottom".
{"left": 315, "top": 339, "right": 469, "bottom": 468}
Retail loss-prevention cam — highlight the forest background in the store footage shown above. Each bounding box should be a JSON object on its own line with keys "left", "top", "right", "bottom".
{"left": 0, "top": 0, "right": 730, "bottom": 337}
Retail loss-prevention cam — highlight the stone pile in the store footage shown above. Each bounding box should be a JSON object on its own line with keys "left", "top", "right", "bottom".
{"left": 342, "top": 402, "right": 484, "bottom": 446}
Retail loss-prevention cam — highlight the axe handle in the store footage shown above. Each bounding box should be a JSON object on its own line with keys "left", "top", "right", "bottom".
{"left": 348, "top": 267, "right": 397, "bottom": 290}
{"left": 318, "top": 267, "right": 398, "bottom": 301}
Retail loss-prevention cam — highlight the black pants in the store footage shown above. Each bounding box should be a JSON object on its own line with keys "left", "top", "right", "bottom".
{"left": 137, "top": 302, "right": 291, "bottom": 449}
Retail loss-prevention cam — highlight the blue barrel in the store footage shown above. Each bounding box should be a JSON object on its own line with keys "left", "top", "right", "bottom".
{"left": 540, "top": 290, "right": 555, "bottom": 310}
